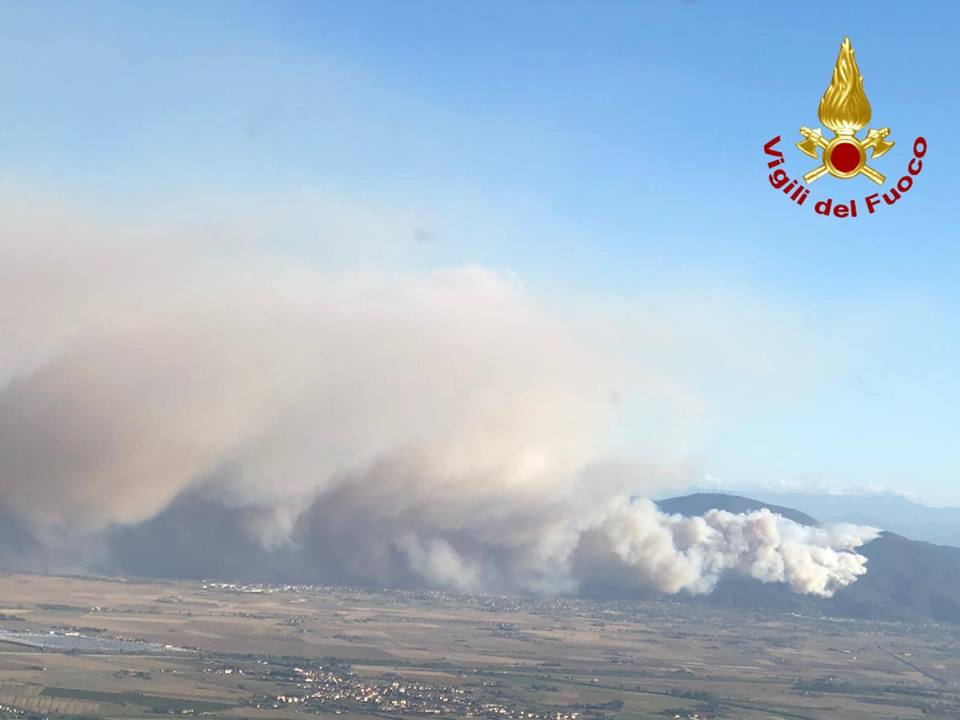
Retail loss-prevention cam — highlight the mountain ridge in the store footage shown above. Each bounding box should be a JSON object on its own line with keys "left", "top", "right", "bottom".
{"left": 657, "top": 492, "right": 819, "bottom": 527}
{"left": 742, "top": 490, "right": 960, "bottom": 547}
{"left": 657, "top": 492, "right": 960, "bottom": 624}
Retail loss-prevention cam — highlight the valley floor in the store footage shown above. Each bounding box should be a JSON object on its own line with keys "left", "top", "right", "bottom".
{"left": 0, "top": 574, "right": 957, "bottom": 720}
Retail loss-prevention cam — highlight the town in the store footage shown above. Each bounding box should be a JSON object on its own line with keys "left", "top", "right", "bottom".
{"left": 259, "top": 664, "right": 581, "bottom": 719}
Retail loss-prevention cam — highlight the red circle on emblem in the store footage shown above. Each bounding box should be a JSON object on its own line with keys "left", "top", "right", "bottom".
{"left": 830, "top": 142, "right": 862, "bottom": 173}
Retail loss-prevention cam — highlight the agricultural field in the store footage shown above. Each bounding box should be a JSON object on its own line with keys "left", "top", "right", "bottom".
{"left": 0, "top": 574, "right": 957, "bottom": 720}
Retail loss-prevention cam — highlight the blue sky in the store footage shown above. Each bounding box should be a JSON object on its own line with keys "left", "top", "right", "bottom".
{"left": 1, "top": 1, "right": 959, "bottom": 503}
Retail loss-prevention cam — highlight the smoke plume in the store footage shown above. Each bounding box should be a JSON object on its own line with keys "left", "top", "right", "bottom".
{"left": 0, "top": 192, "right": 878, "bottom": 597}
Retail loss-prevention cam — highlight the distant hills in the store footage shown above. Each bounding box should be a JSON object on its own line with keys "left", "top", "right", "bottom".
{"left": 658, "top": 492, "right": 960, "bottom": 624}
{"left": 4, "top": 487, "right": 960, "bottom": 625}
{"left": 657, "top": 492, "right": 819, "bottom": 527}
{"left": 743, "top": 490, "right": 960, "bottom": 548}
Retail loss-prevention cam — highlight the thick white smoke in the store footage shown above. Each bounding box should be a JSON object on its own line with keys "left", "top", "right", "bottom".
{"left": 0, "top": 191, "right": 878, "bottom": 596}
{"left": 580, "top": 499, "right": 877, "bottom": 597}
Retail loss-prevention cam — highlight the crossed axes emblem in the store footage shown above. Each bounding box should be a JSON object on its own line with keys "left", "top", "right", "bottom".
{"left": 796, "top": 127, "right": 894, "bottom": 185}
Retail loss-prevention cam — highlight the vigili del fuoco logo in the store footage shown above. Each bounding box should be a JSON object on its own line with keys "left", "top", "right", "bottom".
{"left": 764, "top": 37, "right": 926, "bottom": 218}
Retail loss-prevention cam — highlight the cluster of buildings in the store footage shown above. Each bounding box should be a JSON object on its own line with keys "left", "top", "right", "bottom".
{"left": 658, "top": 706, "right": 724, "bottom": 720}
{"left": 262, "top": 665, "right": 579, "bottom": 720}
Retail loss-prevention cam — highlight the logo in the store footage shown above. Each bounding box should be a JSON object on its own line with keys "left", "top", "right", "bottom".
{"left": 763, "top": 37, "right": 926, "bottom": 218}
{"left": 796, "top": 36, "right": 892, "bottom": 184}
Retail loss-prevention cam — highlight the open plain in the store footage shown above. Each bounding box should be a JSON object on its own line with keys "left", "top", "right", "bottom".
{"left": 0, "top": 574, "right": 957, "bottom": 719}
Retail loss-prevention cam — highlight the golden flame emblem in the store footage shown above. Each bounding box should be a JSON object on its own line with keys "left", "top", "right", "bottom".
{"left": 797, "top": 37, "right": 894, "bottom": 184}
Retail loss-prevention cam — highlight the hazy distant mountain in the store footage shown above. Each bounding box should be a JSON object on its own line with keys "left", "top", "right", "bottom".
{"left": 657, "top": 492, "right": 819, "bottom": 527}
{"left": 658, "top": 493, "right": 960, "bottom": 624}
{"left": 743, "top": 490, "right": 960, "bottom": 547}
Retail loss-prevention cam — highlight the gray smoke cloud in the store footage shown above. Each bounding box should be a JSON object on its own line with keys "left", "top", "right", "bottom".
{"left": 0, "top": 192, "right": 878, "bottom": 597}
